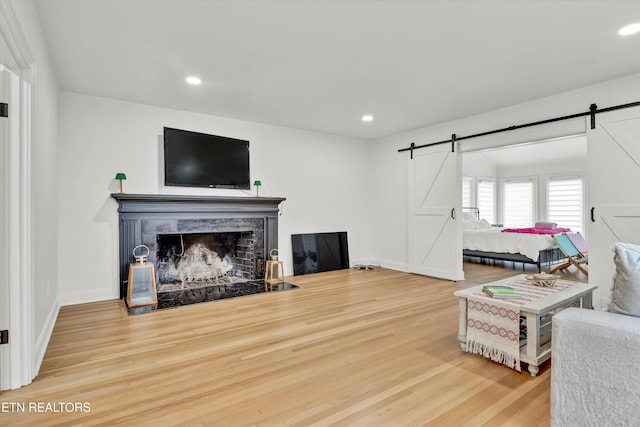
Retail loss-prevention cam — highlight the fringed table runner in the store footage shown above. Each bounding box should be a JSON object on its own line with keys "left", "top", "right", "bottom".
{"left": 465, "top": 278, "right": 576, "bottom": 372}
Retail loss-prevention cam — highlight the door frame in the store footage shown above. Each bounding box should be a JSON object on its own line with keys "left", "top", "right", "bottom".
{"left": 0, "top": 1, "right": 35, "bottom": 390}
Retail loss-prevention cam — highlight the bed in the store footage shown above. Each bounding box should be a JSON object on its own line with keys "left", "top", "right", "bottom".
{"left": 462, "top": 209, "right": 565, "bottom": 271}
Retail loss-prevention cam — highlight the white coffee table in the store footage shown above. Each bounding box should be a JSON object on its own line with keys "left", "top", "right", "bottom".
{"left": 454, "top": 274, "right": 597, "bottom": 376}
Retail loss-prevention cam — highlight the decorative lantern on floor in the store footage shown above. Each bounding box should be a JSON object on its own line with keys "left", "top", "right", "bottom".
{"left": 126, "top": 245, "right": 158, "bottom": 308}
{"left": 264, "top": 248, "right": 284, "bottom": 290}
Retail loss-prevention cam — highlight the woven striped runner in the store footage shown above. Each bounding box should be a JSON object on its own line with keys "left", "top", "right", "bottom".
{"left": 465, "top": 279, "right": 576, "bottom": 371}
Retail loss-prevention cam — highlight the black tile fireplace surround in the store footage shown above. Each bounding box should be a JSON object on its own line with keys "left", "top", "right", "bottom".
{"left": 111, "top": 194, "right": 285, "bottom": 300}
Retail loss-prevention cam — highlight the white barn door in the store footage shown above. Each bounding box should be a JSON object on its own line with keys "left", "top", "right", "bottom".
{"left": 408, "top": 144, "right": 464, "bottom": 281}
{"left": 588, "top": 106, "right": 640, "bottom": 308}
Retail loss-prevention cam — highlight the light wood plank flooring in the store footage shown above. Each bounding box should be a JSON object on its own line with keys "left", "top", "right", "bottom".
{"left": 0, "top": 262, "right": 584, "bottom": 426}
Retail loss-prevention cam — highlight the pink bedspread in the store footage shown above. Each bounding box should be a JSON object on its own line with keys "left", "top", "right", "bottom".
{"left": 502, "top": 227, "right": 571, "bottom": 234}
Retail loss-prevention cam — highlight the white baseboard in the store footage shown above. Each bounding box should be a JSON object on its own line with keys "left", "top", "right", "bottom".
{"left": 377, "top": 259, "right": 409, "bottom": 272}
{"left": 33, "top": 298, "right": 60, "bottom": 377}
{"left": 59, "top": 288, "right": 116, "bottom": 306}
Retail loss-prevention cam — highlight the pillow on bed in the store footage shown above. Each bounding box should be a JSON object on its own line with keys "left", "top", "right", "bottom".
{"left": 535, "top": 221, "right": 557, "bottom": 230}
{"left": 462, "top": 212, "right": 477, "bottom": 221}
{"left": 608, "top": 242, "right": 640, "bottom": 318}
{"left": 462, "top": 219, "right": 476, "bottom": 230}
{"left": 462, "top": 218, "right": 491, "bottom": 230}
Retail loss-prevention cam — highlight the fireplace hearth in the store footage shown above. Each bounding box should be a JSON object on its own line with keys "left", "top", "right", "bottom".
{"left": 111, "top": 194, "right": 286, "bottom": 304}
{"left": 148, "top": 279, "right": 298, "bottom": 314}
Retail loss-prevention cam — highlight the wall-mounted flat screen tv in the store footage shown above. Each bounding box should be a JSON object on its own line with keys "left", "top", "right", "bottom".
{"left": 164, "top": 127, "right": 250, "bottom": 189}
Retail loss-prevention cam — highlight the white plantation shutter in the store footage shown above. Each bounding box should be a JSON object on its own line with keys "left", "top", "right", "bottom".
{"left": 462, "top": 176, "right": 472, "bottom": 208}
{"left": 548, "top": 177, "right": 583, "bottom": 233}
{"left": 504, "top": 179, "right": 534, "bottom": 227}
{"left": 477, "top": 178, "right": 495, "bottom": 224}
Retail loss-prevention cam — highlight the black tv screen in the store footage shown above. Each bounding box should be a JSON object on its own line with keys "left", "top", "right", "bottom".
{"left": 164, "top": 127, "right": 250, "bottom": 189}
{"left": 291, "top": 232, "right": 350, "bottom": 276}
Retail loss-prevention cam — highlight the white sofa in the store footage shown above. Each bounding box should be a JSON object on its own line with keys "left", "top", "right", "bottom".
{"left": 551, "top": 308, "right": 640, "bottom": 426}
{"left": 550, "top": 242, "right": 640, "bottom": 426}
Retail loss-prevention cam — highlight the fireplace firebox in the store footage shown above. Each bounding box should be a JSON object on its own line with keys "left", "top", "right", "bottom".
{"left": 155, "top": 231, "right": 258, "bottom": 291}
{"left": 111, "top": 194, "right": 285, "bottom": 300}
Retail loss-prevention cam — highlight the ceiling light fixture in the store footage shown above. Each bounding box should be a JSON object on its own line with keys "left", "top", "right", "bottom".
{"left": 618, "top": 23, "right": 640, "bottom": 36}
{"left": 362, "top": 115, "right": 374, "bottom": 122}
{"left": 185, "top": 76, "right": 202, "bottom": 85}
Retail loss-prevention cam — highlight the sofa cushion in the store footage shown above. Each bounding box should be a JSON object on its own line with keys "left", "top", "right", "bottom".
{"left": 551, "top": 308, "right": 640, "bottom": 426}
{"left": 608, "top": 242, "right": 640, "bottom": 317}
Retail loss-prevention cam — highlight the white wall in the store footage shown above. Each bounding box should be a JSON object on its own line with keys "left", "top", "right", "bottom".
{"left": 370, "top": 73, "right": 640, "bottom": 271}
{"left": 58, "top": 92, "right": 373, "bottom": 304}
{"left": 9, "top": 0, "right": 60, "bottom": 371}
{"left": 462, "top": 152, "right": 497, "bottom": 178}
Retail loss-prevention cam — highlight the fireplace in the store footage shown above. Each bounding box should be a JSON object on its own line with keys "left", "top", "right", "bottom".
{"left": 111, "top": 194, "right": 285, "bottom": 300}
{"left": 155, "top": 231, "right": 258, "bottom": 290}
{"left": 144, "top": 218, "right": 266, "bottom": 288}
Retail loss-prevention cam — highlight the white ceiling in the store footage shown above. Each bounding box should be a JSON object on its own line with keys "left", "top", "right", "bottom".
{"left": 35, "top": 0, "right": 640, "bottom": 140}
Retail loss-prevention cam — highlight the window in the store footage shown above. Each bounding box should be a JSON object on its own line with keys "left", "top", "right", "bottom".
{"left": 504, "top": 179, "right": 534, "bottom": 228}
{"left": 462, "top": 176, "right": 473, "bottom": 208}
{"left": 477, "top": 178, "right": 495, "bottom": 224}
{"left": 548, "top": 177, "right": 583, "bottom": 233}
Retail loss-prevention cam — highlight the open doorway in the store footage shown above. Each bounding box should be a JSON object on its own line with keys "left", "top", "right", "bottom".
{"left": 460, "top": 134, "right": 588, "bottom": 278}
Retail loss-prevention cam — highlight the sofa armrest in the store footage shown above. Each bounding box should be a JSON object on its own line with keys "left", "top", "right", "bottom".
{"left": 551, "top": 307, "right": 640, "bottom": 427}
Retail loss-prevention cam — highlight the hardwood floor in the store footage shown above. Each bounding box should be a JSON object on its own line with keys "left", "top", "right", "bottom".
{"left": 0, "top": 262, "right": 584, "bottom": 426}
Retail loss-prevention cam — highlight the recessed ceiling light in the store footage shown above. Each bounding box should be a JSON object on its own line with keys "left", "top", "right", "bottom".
{"left": 618, "top": 23, "right": 640, "bottom": 36}
{"left": 362, "top": 115, "right": 374, "bottom": 122}
{"left": 185, "top": 76, "right": 202, "bottom": 85}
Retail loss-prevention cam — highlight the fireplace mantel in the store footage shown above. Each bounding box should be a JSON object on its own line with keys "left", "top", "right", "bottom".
{"left": 111, "top": 193, "right": 285, "bottom": 299}
{"left": 111, "top": 193, "right": 286, "bottom": 213}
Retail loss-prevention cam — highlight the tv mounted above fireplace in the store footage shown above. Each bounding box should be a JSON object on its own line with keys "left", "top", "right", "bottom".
{"left": 163, "top": 127, "right": 250, "bottom": 189}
